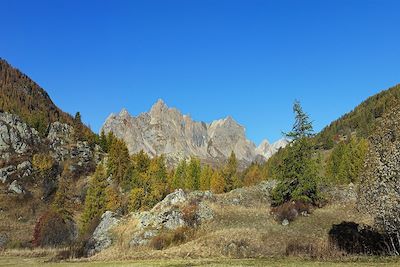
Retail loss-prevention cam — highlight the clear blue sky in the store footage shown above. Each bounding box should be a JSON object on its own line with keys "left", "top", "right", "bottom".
{"left": 2, "top": 0, "right": 399, "bottom": 144}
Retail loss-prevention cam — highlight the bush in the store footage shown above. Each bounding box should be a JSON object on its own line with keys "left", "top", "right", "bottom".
{"left": 271, "top": 201, "right": 311, "bottom": 223}
{"left": 33, "top": 210, "right": 76, "bottom": 247}
{"left": 32, "top": 153, "right": 54, "bottom": 172}
{"left": 181, "top": 203, "right": 198, "bottom": 227}
{"left": 328, "top": 221, "right": 393, "bottom": 255}
{"left": 149, "top": 227, "right": 193, "bottom": 250}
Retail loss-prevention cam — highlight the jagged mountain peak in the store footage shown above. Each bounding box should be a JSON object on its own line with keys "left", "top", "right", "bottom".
{"left": 150, "top": 98, "right": 169, "bottom": 113}
{"left": 102, "top": 101, "right": 285, "bottom": 166}
{"left": 119, "top": 108, "right": 130, "bottom": 117}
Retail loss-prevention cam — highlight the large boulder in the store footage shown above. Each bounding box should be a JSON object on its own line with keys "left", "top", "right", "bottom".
{"left": 88, "top": 189, "right": 215, "bottom": 255}
{"left": 86, "top": 211, "right": 121, "bottom": 256}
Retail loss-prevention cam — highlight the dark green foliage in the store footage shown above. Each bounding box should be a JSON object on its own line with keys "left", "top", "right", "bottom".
{"left": 172, "top": 160, "right": 187, "bottom": 190}
{"left": 80, "top": 164, "right": 108, "bottom": 234}
{"left": 271, "top": 101, "right": 322, "bottom": 206}
{"left": 186, "top": 157, "right": 201, "bottom": 190}
{"left": 284, "top": 100, "right": 314, "bottom": 140}
{"left": 223, "top": 151, "right": 240, "bottom": 192}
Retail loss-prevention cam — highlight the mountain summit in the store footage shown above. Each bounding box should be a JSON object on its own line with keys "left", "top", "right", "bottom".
{"left": 101, "top": 100, "right": 286, "bottom": 166}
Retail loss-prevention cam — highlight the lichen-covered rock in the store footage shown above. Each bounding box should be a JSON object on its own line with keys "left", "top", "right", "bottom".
{"left": 88, "top": 189, "right": 215, "bottom": 254}
{"left": 86, "top": 211, "right": 120, "bottom": 256}
{"left": 358, "top": 105, "right": 400, "bottom": 235}
{"left": 0, "top": 112, "right": 40, "bottom": 155}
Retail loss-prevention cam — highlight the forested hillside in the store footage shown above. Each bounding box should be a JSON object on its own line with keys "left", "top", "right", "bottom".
{"left": 316, "top": 84, "right": 400, "bottom": 148}
{"left": 0, "top": 59, "right": 92, "bottom": 138}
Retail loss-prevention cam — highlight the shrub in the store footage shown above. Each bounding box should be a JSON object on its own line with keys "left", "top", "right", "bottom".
{"left": 149, "top": 233, "right": 172, "bottom": 250}
{"left": 33, "top": 210, "right": 75, "bottom": 247}
{"left": 181, "top": 203, "right": 198, "bottom": 227}
{"left": 328, "top": 221, "right": 393, "bottom": 255}
{"left": 32, "top": 153, "right": 54, "bottom": 172}
{"left": 271, "top": 201, "right": 311, "bottom": 223}
{"left": 149, "top": 227, "right": 193, "bottom": 250}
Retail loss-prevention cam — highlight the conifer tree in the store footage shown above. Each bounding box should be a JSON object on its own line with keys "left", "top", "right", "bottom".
{"left": 80, "top": 163, "right": 108, "bottom": 234}
{"left": 271, "top": 100, "right": 321, "bottom": 205}
{"left": 243, "top": 163, "right": 263, "bottom": 186}
{"left": 173, "top": 159, "right": 187, "bottom": 190}
{"left": 200, "top": 165, "right": 213, "bottom": 191}
{"left": 186, "top": 157, "right": 201, "bottom": 190}
{"left": 52, "top": 163, "right": 73, "bottom": 221}
{"left": 210, "top": 171, "right": 225, "bottom": 193}
{"left": 99, "top": 130, "right": 108, "bottom": 152}
{"left": 107, "top": 138, "right": 132, "bottom": 188}
{"left": 223, "top": 151, "right": 240, "bottom": 192}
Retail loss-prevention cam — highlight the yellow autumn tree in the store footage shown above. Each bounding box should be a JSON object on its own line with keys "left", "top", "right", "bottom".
{"left": 210, "top": 171, "right": 225, "bottom": 193}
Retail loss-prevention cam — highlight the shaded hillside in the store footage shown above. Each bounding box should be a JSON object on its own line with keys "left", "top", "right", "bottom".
{"left": 316, "top": 84, "right": 400, "bottom": 148}
{"left": 0, "top": 59, "right": 75, "bottom": 135}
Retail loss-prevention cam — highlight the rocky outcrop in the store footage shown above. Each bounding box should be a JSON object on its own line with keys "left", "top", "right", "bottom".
{"left": 88, "top": 189, "right": 215, "bottom": 255}
{"left": 0, "top": 112, "right": 40, "bottom": 159}
{"left": 101, "top": 100, "right": 287, "bottom": 166}
{"left": 86, "top": 211, "right": 121, "bottom": 257}
{"left": 0, "top": 112, "right": 100, "bottom": 200}
{"left": 129, "top": 189, "right": 214, "bottom": 247}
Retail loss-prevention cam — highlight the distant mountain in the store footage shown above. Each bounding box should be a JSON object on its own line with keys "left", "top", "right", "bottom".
{"left": 256, "top": 138, "right": 289, "bottom": 159}
{"left": 0, "top": 59, "right": 75, "bottom": 135}
{"left": 102, "top": 99, "right": 286, "bottom": 166}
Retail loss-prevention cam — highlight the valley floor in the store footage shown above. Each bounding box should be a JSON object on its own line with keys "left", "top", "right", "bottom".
{"left": 2, "top": 256, "right": 400, "bottom": 267}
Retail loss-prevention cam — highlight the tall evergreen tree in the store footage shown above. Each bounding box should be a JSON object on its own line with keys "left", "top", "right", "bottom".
{"left": 271, "top": 101, "right": 321, "bottom": 205}
{"left": 80, "top": 163, "right": 108, "bottom": 234}
{"left": 200, "top": 165, "right": 213, "bottom": 191}
{"left": 223, "top": 151, "right": 240, "bottom": 192}
{"left": 173, "top": 160, "right": 187, "bottom": 190}
{"left": 210, "top": 171, "right": 225, "bottom": 194}
{"left": 186, "top": 157, "right": 201, "bottom": 190}
{"left": 107, "top": 138, "right": 132, "bottom": 189}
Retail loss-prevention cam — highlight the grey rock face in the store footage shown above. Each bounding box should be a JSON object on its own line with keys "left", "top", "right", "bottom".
{"left": 0, "top": 112, "right": 40, "bottom": 155}
{"left": 128, "top": 189, "right": 214, "bottom": 247}
{"left": 89, "top": 189, "right": 215, "bottom": 254}
{"left": 0, "top": 165, "right": 16, "bottom": 183}
{"left": 9, "top": 180, "right": 24, "bottom": 194}
{"left": 101, "top": 100, "right": 282, "bottom": 165}
{"left": 47, "top": 122, "right": 74, "bottom": 161}
{"left": 86, "top": 211, "right": 121, "bottom": 256}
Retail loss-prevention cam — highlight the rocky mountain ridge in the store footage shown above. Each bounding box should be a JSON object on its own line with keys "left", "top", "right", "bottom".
{"left": 101, "top": 99, "right": 287, "bottom": 166}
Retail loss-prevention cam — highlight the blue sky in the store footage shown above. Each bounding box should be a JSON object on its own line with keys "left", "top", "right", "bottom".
{"left": 2, "top": 0, "right": 399, "bottom": 144}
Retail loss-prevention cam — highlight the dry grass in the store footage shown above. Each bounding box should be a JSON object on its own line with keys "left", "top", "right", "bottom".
{"left": 90, "top": 192, "right": 373, "bottom": 262}
{"left": 0, "top": 182, "right": 376, "bottom": 264}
